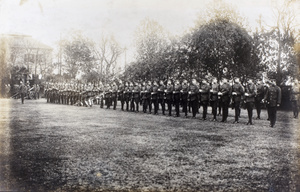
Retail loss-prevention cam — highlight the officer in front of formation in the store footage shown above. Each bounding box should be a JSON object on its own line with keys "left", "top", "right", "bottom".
{"left": 199, "top": 78, "right": 210, "bottom": 120}
{"left": 263, "top": 79, "right": 281, "bottom": 127}
{"left": 231, "top": 77, "right": 244, "bottom": 124}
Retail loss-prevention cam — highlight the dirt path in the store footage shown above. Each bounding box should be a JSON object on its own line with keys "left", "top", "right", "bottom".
{"left": 0, "top": 98, "right": 299, "bottom": 191}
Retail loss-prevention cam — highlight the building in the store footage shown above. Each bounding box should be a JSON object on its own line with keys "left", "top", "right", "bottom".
{"left": 0, "top": 33, "right": 53, "bottom": 81}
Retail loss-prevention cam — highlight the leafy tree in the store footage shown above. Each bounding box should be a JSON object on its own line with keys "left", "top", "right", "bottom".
{"left": 133, "top": 18, "right": 170, "bottom": 80}
{"left": 190, "top": 19, "right": 261, "bottom": 82}
{"left": 61, "top": 32, "right": 95, "bottom": 79}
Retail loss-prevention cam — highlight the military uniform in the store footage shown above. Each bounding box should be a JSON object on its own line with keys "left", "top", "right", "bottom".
{"left": 145, "top": 83, "right": 153, "bottom": 113}
{"left": 173, "top": 82, "right": 182, "bottom": 117}
{"left": 290, "top": 83, "right": 300, "bottom": 118}
{"left": 104, "top": 85, "right": 112, "bottom": 109}
{"left": 189, "top": 82, "right": 199, "bottom": 118}
{"left": 111, "top": 83, "right": 118, "bottom": 110}
{"left": 264, "top": 83, "right": 281, "bottom": 127}
{"left": 19, "top": 82, "right": 27, "bottom": 104}
{"left": 244, "top": 82, "right": 257, "bottom": 125}
{"left": 132, "top": 83, "right": 141, "bottom": 112}
{"left": 231, "top": 82, "right": 244, "bottom": 123}
{"left": 151, "top": 83, "right": 159, "bottom": 114}
{"left": 220, "top": 81, "right": 232, "bottom": 122}
{"left": 158, "top": 82, "right": 166, "bottom": 115}
{"left": 165, "top": 83, "right": 174, "bottom": 116}
{"left": 118, "top": 83, "right": 125, "bottom": 110}
{"left": 199, "top": 81, "right": 210, "bottom": 120}
{"left": 124, "top": 83, "right": 131, "bottom": 111}
{"left": 255, "top": 82, "right": 265, "bottom": 119}
{"left": 181, "top": 82, "right": 189, "bottom": 117}
{"left": 210, "top": 82, "right": 219, "bottom": 121}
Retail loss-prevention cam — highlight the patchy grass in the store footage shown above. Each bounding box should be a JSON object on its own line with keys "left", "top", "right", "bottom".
{"left": 0, "top": 98, "right": 299, "bottom": 191}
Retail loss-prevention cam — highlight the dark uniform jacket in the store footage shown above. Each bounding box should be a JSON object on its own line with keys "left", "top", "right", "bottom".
{"left": 181, "top": 84, "right": 189, "bottom": 100}
{"left": 264, "top": 85, "right": 281, "bottom": 107}
{"left": 232, "top": 83, "right": 244, "bottom": 102}
{"left": 158, "top": 85, "right": 165, "bottom": 100}
{"left": 118, "top": 84, "right": 125, "bottom": 99}
{"left": 255, "top": 84, "right": 265, "bottom": 101}
{"left": 19, "top": 84, "right": 27, "bottom": 94}
{"left": 245, "top": 83, "right": 257, "bottom": 103}
{"left": 165, "top": 84, "right": 173, "bottom": 100}
{"left": 200, "top": 82, "right": 210, "bottom": 102}
{"left": 145, "top": 84, "right": 152, "bottom": 99}
{"left": 210, "top": 83, "right": 219, "bottom": 101}
{"left": 220, "top": 82, "right": 232, "bottom": 103}
{"left": 189, "top": 83, "right": 199, "bottom": 101}
{"left": 290, "top": 85, "right": 300, "bottom": 101}
{"left": 173, "top": 84, "right": 182, "bottom": 101}
{"left": 151, "top": 85, "right": 158, "bottom": 100}
{"left": 133, "top": 85, "right": 141, "bottom": 99}
{"left": 111, "top": 85, "right": 118, "bottom": 98}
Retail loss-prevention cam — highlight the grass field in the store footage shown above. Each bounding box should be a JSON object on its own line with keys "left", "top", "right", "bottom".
{"left": 0, "top": 98, "right": 299, "bottom": 191}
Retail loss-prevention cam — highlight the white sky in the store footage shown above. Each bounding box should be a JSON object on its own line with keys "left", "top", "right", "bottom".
{"left": 0, "top": 0, "right": 299, "bottom": 66}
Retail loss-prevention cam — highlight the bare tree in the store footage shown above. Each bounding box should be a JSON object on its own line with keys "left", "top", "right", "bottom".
{"left": 92, "top": 34, "right": 122, "bottom": 83}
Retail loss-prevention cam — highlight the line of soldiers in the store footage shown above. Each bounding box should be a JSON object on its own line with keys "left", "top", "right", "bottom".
{"left": 44, "top": 76, "right": 289, "bottom": 128}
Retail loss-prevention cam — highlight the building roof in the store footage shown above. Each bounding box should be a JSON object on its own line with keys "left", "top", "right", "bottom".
{"left": 1, "top": 33, "right": 52, "bottom": 50}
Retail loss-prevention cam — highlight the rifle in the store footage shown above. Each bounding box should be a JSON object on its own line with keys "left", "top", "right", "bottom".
{"left": 11, "top": 92, "right": 19, "bottom": 98}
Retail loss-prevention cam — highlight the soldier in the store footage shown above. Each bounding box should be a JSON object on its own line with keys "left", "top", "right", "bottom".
{"left": 118, "top": 80, "right": 125, "bottom": 110}
{"left": 199, "top": 78, "right": 210, "bottom": 120}
{"left": 151, "top": 81, "right": 159, "bottom": 114}
{"left": 141, "top": 81, "right": 147, "bottom": 113}
{"left": 210, "top": 77, "right": 219, "bottom": 121}
{"left": 98, "top": 82, "right": 104, "bottom": 108}
{"left": 124, "top": 82, "right": 130, "bottom": 111}
{"left": 244, "top": 78, "right": 257, "bottom": 125}
{"left": 104, "top": 84, "right": 112, "bottom": 109}
{"left": 263, "top": 79, "right": 281, "bottom": 127}
{"left": 290, "top": 79, "right": 299, "bottom": 118}
{"left": 255, "top": 79, "right": 265, "bottom": 119}
{"left": 219, "top": 78, "right": 232, "bottom": 122}
{"left": 26, "top": 81, "right": 31, "bottom": 99}
{"left": 181, "top": 79, "right": 189, "bottom": 117}
{"left": 127, "top": 82, "right": 134, "bottom": 111}
{"left": 165, "top": 80, "right": 174, "bottom": 116}
{"left": 231, "top": 77, "right": 244, "bottom": 123}
{"left": 111, "top": 82, "right": 118, "bottom": 110}
{"left": 173, "top": 80, "right": 182, "bottom": 117}
{"left": 158, "top": 80, "right": 166, "bottom": 115}
{"left": 189, "top": 79, "right": 199, "bottom": 118}
{"left": 132, "top": 82, "right": 141, "bottom": 112}
{"left": 145, "top": 81, "right": 153, "bottom": 114}
{"left": 19, "top": 81, "right": 27, "bottom": 104}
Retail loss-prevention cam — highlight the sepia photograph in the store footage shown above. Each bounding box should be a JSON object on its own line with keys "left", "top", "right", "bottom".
{"left": 0, "top": 0, "right": 299, "bottom": 191}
